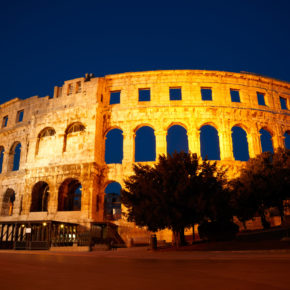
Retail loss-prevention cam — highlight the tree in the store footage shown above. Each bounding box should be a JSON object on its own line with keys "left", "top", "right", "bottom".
{"left": 231, "top": 148, "right": 290, "bottom": 228}
{"left": 195, "top": 160, "right": 232, "bottom": 223}
{"left": 121, "top": 152, "right": 230, "bottom": 246}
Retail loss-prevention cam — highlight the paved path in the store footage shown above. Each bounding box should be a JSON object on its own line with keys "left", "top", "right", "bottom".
{"left": 1, "top": 248, "right": 290, "bottom": 290}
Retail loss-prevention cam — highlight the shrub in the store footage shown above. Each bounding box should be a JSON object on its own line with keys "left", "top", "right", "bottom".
{"left": 198, "top": 220, "right": 239, "bottom": 241}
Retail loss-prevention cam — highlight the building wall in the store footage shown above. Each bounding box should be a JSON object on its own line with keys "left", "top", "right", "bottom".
{"left": 0, "top": 76, "right": 104, "bottom": 225}
{"left": 100, "top": 70, "right": 290, "bottom": 243}
{"left": 0, "top": 70, "right": 289, "bottom": 242}
{"left": 102, "top": 70, "right": 290, "bottom": 183}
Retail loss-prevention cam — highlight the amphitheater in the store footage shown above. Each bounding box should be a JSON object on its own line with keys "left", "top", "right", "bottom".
{"left": 0, "top": 70, "right": 289, "bottom": 247}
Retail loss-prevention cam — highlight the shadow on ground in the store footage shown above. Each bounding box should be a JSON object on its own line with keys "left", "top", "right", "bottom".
{"left": 158, "top": 226, "right": 290, "bottom": 251}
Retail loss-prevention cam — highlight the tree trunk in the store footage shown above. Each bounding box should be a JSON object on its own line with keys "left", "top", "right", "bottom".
{"left": 242, "top": 220, "right": 247, "bottom": 230}
{"left": 172, "top": 228, "right": 186, "bottom": 247}
{"left": 278, "top": 201, "right": 284, "bottom": 224}
{"left": 192, "top": 226, "right": 195, "bottom": 243}
{"left": 180, "top": 229, "right": 186, "bottom": 246}
{"left": 260, "top": 212, "right": 270, "bottom": 229}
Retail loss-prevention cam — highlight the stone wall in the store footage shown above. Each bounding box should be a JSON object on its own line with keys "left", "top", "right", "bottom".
{"left": 101, "top": 70, "right": 290, "bottom": 183}
{"left": 0, "top": 76, "right": 104, "bottom": 226}
{"left": 0, "top": 70, "right": 289, "bottom": 243}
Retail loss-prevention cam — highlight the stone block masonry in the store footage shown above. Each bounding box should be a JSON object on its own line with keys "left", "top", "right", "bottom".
{"left": 0, "top": 70, "right": 289, "bottom": 244}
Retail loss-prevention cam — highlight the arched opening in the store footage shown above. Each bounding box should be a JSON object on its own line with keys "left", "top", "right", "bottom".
{"left": 105, "top": 128, "right": 123, "bottom": 164}
{"left": 63, "top": 122, "right": 85, "bottom": 152}
{"left": 0, "top": 146, "right": 4, "bottom": 174}
{"left": 36, "top": 127, "right": 56, "bottom": 155}
{"left": 66, "top": 122, "right": 85, "bottom": 134}
{"left": 104, "top": 182, "right": 121, "bottom": 220}
{"left": 58, "top": 179, "right": 82, "bottom": 211}
{"left": 284, "top": 131, "right": 290, "bottom": 150}
{"left": 30, "top": 182, "right": 49, "bottom": 212}
{"left": 259, "top": 128, "right": 274, "bottom": 153}
{"left": 231, "top": 126, "right": 250, "bottom": 161}
{"left": 200, "top": 125, "right": 220, "bottom": 160}
{"left": 135, "top": 126, "right": 156, "bottom": 162}
{"left": 1, "top": 188, "right": 15, "bottom": 216}
{"left": 39, "top": 127, "right": 56, "bottom": 138}
{"left": 8, "top": 142, "right": 21, "bottom": 171}
{"left": 167, "top": 125, "right": 188, "bottom": 156}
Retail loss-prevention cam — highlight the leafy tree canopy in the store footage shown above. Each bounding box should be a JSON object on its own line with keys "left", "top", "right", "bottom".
{"left": 231, "top": 148, "right": 290, "bottom": 227}
{"left": 121, "top": 152, "right": 230, "bottom": 236}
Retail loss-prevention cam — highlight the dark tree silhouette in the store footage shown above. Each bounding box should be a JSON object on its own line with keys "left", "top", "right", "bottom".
{"left": 121, "top": 152, "right": 230, "bottom": 246}
{"left": 231, "top": 148, "right": 290, "bottom": 229}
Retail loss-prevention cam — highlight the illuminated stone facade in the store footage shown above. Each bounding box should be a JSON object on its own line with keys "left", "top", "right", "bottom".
{"left": 0, "top": 70, "right": 289, "bottom": 242}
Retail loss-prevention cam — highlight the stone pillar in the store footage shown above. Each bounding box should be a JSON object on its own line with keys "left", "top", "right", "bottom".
{"left": 12, "top": 193, "right": 20, "bottom": 217}
{"left": 80, "top": 180, "right": 91, "bottom": 219}
{"left": 282, "top": 132, "right": 287, "bottom": 149}
{"left": 31, "top": 137, "right": 38, "bottom": 156}
{"left": 155, "top": 129, "right": 167, "bottom": 158}
{"left": 2, "top": 151, "right": 9, "bottom": 173}
{"left": 272, "top": 134, "right": 284, "bottom": 151}
{"left": 53, "top": 86, "right": 59, "bottom": 98}
{"left": 19, "top": 140, "right": 27, "bottom": 169}
{"left": 272, "top": 126, "right": 285, "bottom": 150}
{"left": 248, "top": 130, "right": 261, "bottom": 158}
{"left": 27, "top": 137, "right": 38, "bottom": 162}
{"left": 21, "top": 184, "right": 31, "bottom": 215}
{"left": 47, "top": 184, "right": 58, "bottom": 214}
{"left": 123, "top": 132, "right": 135, "bottom": 163}
{"left": 187, "top": 128, "right": 200, "bottom": 156}
{"left": 219, "top": 129, "right": 234, "bottom": 160}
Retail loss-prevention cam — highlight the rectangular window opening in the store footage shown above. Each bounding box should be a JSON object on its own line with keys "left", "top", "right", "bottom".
{"left": 110, "top": 91, "right": 121, "bottom": 105}
{"left": 139, "top": 88, "right": 150, "bottom": 102}
{"left": 169, "top": 88, "right": 182, "bottom": 101}
{"left": 280, "top": 97, "right": 288, "bottom": 110}
{"left": 76, "top": 81, "right": 82, "bottom": 93}
{"left": 257, "top": 92, "right": 266, "bottom": 106}
{"left": 16, "top": 110, "right": 24, "bottom": 123}
{"left": 201, "top": 88, "right": 212, "bottom": 101}
{"left": 230, "top": 89, "right": 240, "bottom": 103}
{"left": 67, "top": 84, "right": 73, "bottom": 95}
{"left": 2, "top": 116, "right": 8, "bottom": 128}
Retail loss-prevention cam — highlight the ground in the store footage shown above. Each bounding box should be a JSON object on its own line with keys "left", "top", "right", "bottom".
{"left": 0, "top": 248, "right": 290, "bottom": 290}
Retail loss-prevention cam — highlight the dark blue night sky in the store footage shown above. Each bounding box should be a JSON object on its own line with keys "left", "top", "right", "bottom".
{"left": 1, "top": 0, "right": 290, "bottom": 183}
{"left": 0, "top": 0, "right": 290, "bottom": 103}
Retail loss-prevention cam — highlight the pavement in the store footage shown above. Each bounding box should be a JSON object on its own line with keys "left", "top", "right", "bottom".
{"left": 0, "top": 247, "right": 290, "bottom": 290}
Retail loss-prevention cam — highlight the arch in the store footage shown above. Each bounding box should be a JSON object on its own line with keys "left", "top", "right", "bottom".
{"left": 104, "top": 125, "right": 123, "bottom": 137}
{"left": 232, "top": 123, "right": 249, "bottom": 134}
{"left": 0, "top": 146, "right": 4, "bottom": 174}
{"left": 259, "top": 128, "right": 274, "bottom": 153}
{"left": 36, "top": 127, "right": 56, "bottom": 155}
{"left": 38, "top": 127, "right": 56, "bottom": 138}
{"left": 64, "top": 122, "right": 85, "bottom": 152}
{"left": 1, "top": 188, "right": 15, "bottom": 216}
{"left": 135, "top": 126, "right": 156, "bottom": 162}
{"left": 134, "top": 123, "right": 155, "bottom": 133}
{"left": 231, "top": 126, "right": 250, "bottom": 161}
{"left": 65, "top": 122, "right": 85, "bottom": 134}
{"left": 30, "top": 181, "right": 49, "bottom": 212}
{"left": 8, "top": 142, "right": 21, "bottom": 171}
{"left": 200, "top": 125, "right": 220, "bottom": 160}
{"left": 167, "top": 125, "right": 189, "bottom": 156}
{"left": 198, "top": 122, "right": 219, "bottom": 131}
{"left": 284, "top": 130, "right": 290, "bottom": 150}
{"left": 105, "top": 128, "right": 123, "bottom": 164}
{"left": 104, "top": 182, "right": 121, "bottom": 220}
{"left": 167, "top": 122, "right": 188, "bottom": 131}
{"left": 58, "top": 178, "right": 82, "bottom": 211}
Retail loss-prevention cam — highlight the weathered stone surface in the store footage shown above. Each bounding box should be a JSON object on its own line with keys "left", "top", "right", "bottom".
{"left": 0, "top": 70, "right": 289, "bottom": 243}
